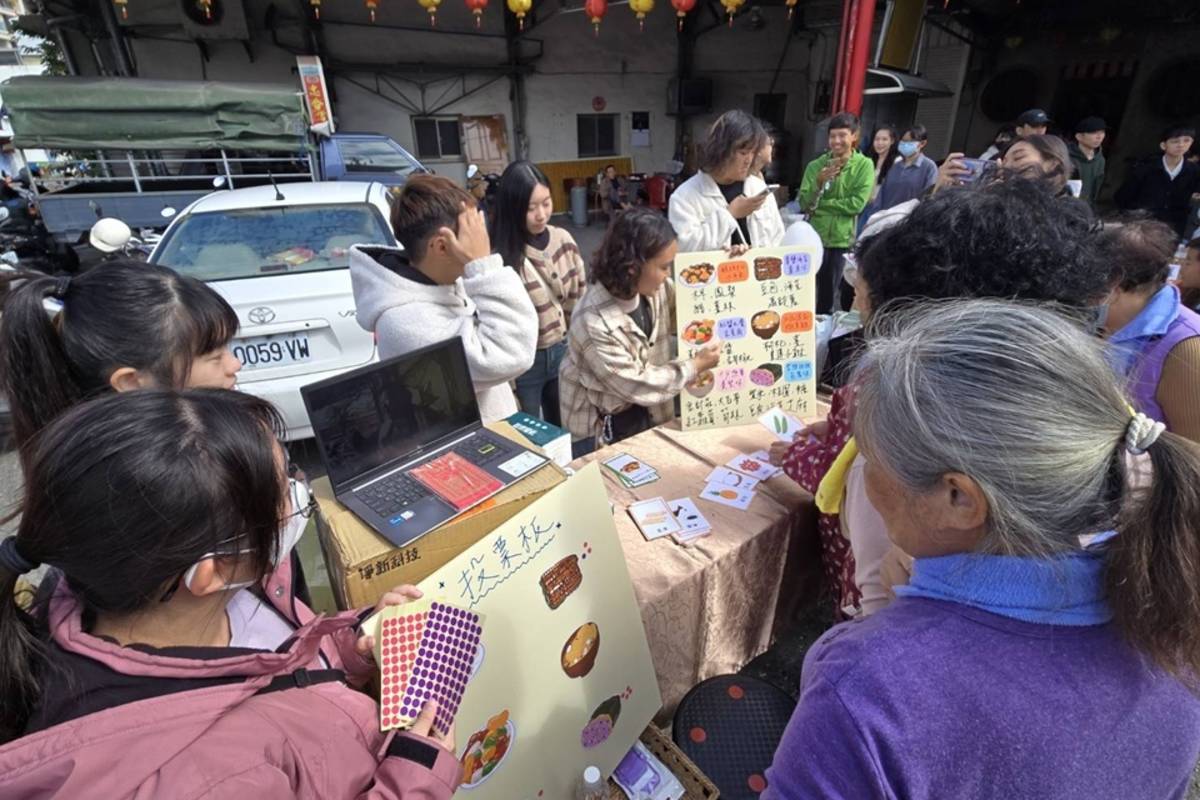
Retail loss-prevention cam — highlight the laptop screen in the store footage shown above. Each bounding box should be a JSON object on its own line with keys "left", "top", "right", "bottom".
{"left": 304, "top": 337, "right": 480, "bottom": 487}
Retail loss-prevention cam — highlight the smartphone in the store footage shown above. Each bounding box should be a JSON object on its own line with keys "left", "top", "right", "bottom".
{"left": 958, "top": 158, "right": 996, "bottom": 184}
{"left": 757, "top": 184, "right": 781, "bottom": 198}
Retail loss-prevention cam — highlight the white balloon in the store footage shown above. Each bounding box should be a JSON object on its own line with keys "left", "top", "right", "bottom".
{"left": 781, "top": 219, "right": 824, "bottom": 270}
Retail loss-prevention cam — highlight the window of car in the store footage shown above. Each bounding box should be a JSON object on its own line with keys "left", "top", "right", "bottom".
{"left": 153, "top": 203, "right": 394, "bottom": 281}
{"left": 335, "top": 139, "right": 423, "bottom": 176}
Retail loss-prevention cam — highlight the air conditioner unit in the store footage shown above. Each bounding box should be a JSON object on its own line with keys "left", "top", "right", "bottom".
{"left": 180, "top": 0, "right": 249, "bottom": 40}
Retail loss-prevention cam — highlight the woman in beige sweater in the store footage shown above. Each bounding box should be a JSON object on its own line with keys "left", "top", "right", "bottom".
{"left": 491, "top": 160, "right": 587, "bottom": 427}
{"left": 559, "top": 208, "right": 719, "bottom": 458}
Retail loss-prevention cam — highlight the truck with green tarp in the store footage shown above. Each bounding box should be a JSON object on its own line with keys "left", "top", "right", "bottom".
{"left": 2, "top": 76, "right": 425, "bottom": 242}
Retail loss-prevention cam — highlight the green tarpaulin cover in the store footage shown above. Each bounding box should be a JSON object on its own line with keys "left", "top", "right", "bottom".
{"left": 2, "top": 76, "right": 309, "bottom": 153}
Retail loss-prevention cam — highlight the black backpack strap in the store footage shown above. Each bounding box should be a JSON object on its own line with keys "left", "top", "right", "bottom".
{"left": 254, "top": 668, "right": 347, "bottom": 696}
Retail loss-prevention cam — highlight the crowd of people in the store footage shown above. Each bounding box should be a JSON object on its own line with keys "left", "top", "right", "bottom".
{"left": 0, "top": 101, "right": 1199, "bottom": 799}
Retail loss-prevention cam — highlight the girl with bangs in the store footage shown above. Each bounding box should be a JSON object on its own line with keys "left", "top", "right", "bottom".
{"left": 0, "top": 258, "right": 243, "bottom": 451}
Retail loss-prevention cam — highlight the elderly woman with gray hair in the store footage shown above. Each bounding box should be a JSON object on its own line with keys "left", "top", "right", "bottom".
{"left": 764, "top": 299, "right": 1200, "bottom": 798}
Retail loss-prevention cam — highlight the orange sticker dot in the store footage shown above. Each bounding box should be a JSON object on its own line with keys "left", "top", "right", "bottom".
{"left": 689, "top": 727, "right": 708, "bottom": 744}
{"left": 748, "top": 774, "right": 767, "bottom": 793}
{"left": 728, "top": 684, "right": 745, "bottom": 700}
{"left": 780, "top": 311, "right": 814, "bottom": 333}
{"left": 718, "top": 260, "right": 750, "bottom": 283}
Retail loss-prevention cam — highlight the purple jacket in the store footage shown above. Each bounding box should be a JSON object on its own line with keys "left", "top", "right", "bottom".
{"left": 1127, "top": 289, "right": 1200, "bottom": 424}
{"left": 764, "top": 597, "right": 1200, "bottom": 799}
{"left": 0, "top": 579, "right": 460, "bottom": 799}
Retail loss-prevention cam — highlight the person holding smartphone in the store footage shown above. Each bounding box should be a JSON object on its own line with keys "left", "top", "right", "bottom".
{"left": 669, "top": 110, "right": 785, "bottom": 255}
{"left": 798, "top": 112, "right": 876, "bottom": 313}
{"left": 934, "top": 135, "right": 1071, "bottom": 197}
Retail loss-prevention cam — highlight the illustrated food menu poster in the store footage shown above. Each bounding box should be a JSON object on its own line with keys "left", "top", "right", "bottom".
{"left": 675, "top": 245, "right": 819, "bottom": 430}
{"left": 413, "top": 464, "right": 660, "bottom": 797}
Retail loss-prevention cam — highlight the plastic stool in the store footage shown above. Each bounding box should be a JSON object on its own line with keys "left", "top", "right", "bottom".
{"left": 672, "top": 674, "right": 796, "bottom": 798}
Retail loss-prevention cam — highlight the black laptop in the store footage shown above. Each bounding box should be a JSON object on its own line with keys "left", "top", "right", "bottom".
{"left": 301, "top": 336, "right": 549, "bottom": 547}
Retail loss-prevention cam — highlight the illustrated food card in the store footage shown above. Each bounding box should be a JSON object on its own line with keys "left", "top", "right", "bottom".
{"left": 367, "top": 464, "right": 660, "bottom": 797}
{"left": 675, "top": 246, "right": 819, "bottom": 429}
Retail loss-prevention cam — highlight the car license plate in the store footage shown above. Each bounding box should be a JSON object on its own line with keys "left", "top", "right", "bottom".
{"left": 232, "top": 333, "right": 312, "bottom": 369}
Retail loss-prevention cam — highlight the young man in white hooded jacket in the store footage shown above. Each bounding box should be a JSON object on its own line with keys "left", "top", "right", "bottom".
{"left": 349, "top": 174, "right": 537, "bottom": 422}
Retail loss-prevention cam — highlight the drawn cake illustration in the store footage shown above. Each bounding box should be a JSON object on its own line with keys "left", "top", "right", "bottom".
{"left": 754, "top": 256, "right": 782, "bottom": 280}
{"left": 561, "top": 622, "right": 600, "bottom": 678}
{"left": 540, "top": 555, "right": 583, "bottom": 610}
{"left": 581, "top": 695, "right": 622, "bottom": 749}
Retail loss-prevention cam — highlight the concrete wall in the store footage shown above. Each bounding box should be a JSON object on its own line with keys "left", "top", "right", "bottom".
{"left": 912, "top": 24, "right": 969, "bottom": 161}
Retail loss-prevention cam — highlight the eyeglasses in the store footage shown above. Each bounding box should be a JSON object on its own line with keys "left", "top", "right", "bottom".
{"left": 159, "top": 479, "right": 315, "bottom": 602}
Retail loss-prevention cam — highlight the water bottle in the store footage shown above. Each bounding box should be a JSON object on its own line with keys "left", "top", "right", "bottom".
{"left": 575, "top": 765, "right": 606, "bottom": 800}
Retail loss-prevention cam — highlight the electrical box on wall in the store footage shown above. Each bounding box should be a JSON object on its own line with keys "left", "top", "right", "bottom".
{"left": 179, "top": 0, "right": 250, "bottom": 40}
{"left": 631, "top": 111, "right": 650, "bottom": 148}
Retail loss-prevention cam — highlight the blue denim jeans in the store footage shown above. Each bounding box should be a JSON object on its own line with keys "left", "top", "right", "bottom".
{"left": 514, "top": 339, "right": 567, "bottom": 427}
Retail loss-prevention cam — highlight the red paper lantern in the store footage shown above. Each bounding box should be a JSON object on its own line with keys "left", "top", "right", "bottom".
{"left": 465, "top": 0, "right": 487, "bottom": 27}
{"left": 671, "top": 0, "right": 694, "bottom": 30}
{"left": 584, "top": 0, "right": 607, "bottom": 35}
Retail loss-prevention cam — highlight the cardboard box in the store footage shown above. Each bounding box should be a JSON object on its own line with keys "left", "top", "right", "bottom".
{"left": 315, "top": 422, "right": 568, "bottom": 609}
{"left": 505, "top": 410, "right": 572, "bottom": 467}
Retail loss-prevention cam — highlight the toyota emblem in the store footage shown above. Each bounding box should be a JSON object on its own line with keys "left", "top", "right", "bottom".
{"left": 248, "top": 306, "right": 276, "bottom": 324}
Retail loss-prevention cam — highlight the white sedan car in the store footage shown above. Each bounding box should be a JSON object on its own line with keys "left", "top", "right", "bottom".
{"left": 150, "top": 181, "right": 395, "bottom": 439}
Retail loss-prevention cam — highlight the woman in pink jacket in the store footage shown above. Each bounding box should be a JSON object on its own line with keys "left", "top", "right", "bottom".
{"left": 0, "top": 389, "right": 459, "bottom": 799}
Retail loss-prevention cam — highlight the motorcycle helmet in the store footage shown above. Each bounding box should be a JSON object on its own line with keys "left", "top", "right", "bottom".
{"left": 89, "top": 218, "right": 132, "bottom": 253}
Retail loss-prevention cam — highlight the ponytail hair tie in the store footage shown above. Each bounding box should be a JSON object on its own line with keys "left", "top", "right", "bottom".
{"left": 52, "top": 275, "right": 71, "bottom": 299}
{"left": 0, "top": 537, "right": 38, "bottom": 575}
{"left": 1125, "top": 412, "right": 1166, "bottom": 456}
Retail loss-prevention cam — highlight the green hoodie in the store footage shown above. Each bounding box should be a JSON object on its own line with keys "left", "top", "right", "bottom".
{"left": 798, "top": 150, "right": 876, "bottom": 249}
{"left": 1068, "top": 141, "right": 1106, "bottom": 207}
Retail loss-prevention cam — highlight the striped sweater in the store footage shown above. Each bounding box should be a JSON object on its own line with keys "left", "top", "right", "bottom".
{"left": 520, "top": 225, "right": 588, "bottom": 349}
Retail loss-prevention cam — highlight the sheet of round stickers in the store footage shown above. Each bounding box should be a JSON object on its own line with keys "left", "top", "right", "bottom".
{"left": 375, "top": 599, "right": 483, "bottom": 736}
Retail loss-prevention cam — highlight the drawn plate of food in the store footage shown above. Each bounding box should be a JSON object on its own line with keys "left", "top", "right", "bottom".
{"left": 679, "top": 262, "right": 716, "bottom": 287}
{"left": 682, "top": 319, "right": 716, "bottom": 345}
{"left": 460, "top": 710, "right": 515, "bottom": 789}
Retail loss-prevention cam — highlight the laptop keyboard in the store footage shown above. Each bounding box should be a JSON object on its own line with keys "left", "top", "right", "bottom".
{"left": 356, "top": 474, "right": 430, "bottom": 517}
{"left": 354, "top": 436, "right": 511, "bottom": 517}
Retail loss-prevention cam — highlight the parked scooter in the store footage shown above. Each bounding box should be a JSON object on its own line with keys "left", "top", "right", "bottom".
{"left": 87, "top": 217, "right": 159, "bottom": 261}
{"left": 0, "top": 205, "right": 77, "bottom": 274}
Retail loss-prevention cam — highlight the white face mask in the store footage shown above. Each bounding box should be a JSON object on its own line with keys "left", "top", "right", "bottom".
{"left": 182, "top": 479, "right": 312, "bottom": 594}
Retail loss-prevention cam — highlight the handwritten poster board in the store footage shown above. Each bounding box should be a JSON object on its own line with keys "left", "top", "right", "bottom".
{"left": 674, "top": 245, "right": 819, "bottom": 429}
{"left": 371, "top": 464, "right": 661, "bottom": 797}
